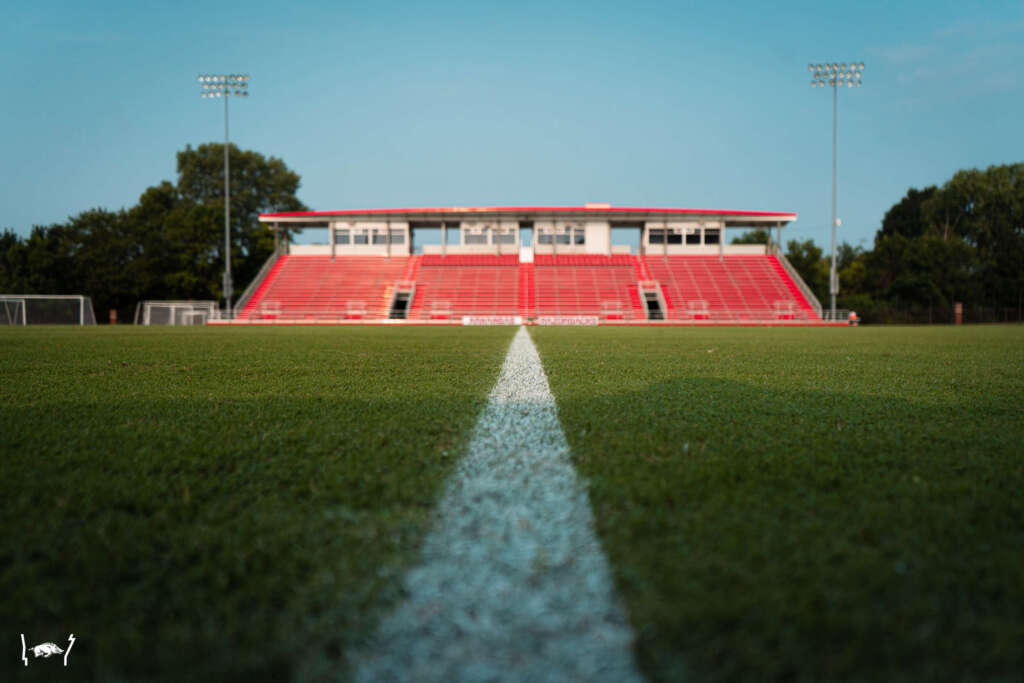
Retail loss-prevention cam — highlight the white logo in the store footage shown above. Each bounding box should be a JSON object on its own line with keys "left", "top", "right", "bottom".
{"left": 20, "top": 633, "right": 75, "bottom": 667}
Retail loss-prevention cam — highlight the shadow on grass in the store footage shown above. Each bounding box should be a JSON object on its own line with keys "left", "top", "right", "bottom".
{"left": 0, "top": 394, "right": 482, "bottom": 683}
{"left": 555, "top": 376, "right": 1024, "bottom": 683}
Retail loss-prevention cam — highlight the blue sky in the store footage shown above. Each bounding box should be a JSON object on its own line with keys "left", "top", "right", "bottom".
{"left": 2, "top": 0, "right": 1022, "bottom": 250}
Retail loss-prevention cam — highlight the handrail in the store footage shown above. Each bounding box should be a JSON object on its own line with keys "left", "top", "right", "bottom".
{"left": 233, "top": 245, "right": 284, "bottom": 318}
{"left": 769, "top": 243, "right": 823, "bottom": 319}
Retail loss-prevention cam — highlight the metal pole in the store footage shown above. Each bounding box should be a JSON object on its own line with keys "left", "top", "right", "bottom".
{"left": 224, "top": 95, "right": 232, "bottom": 319}
{"left": 810, "top": 63, "right": 862, "bottom": 321}
{"left": 830, "top": 81, "right": 837, "bottom": 321}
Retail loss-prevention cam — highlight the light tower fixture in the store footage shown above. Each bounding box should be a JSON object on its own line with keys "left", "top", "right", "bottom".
{"left": 198, "top": 73, "right": 250, "bottom": 319}
{"left": 808, "top": 62, "right": 863, "bottom": 321}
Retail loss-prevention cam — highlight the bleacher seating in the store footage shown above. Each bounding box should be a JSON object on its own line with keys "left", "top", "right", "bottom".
{"left": 408, "top": 254, "right": 519, "bottom": 320}
{"left": 234, "top": 251, "right": 820, "bottom": 324}
{"left": 534, "top": 254, "right": 645, "bottom": 320}
{"left": 534, "top": 254, "right": 636, "bottom": 267}
{"left": 420, "top": 254, "right": 518, "bottom": 267}
{"left": 237, "top": 255, "right": 408, "bottom": 321}
{"left": 643, "top": 255, "right": 820, "bottom": 322}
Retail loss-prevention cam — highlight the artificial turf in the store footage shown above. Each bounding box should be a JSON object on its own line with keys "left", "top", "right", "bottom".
{"left": 0, "top": 325, "right": 514, "bottom": 682}
{"left": 530, "top": 325, "right": 1024, "bottom": 683}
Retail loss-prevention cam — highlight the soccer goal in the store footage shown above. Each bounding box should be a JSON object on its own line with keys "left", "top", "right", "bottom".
{"left": 135, "top": 301, "right": 220, "bottom": 326}
{"left": 0, "top": 295, "right": 97, "bottom": 325}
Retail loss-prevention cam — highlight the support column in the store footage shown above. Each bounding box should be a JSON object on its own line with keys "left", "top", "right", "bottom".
{"left": 718, "top": 223, "right": 724, "bottom": 262}
{"left": 662, "top": 221, "right": 667, "bottom": 260}
{"left": 329, "top": 221, "right": 335, "bottom": 260}
{"left": 441, "top": 220, "right": 446, "bottom": 257}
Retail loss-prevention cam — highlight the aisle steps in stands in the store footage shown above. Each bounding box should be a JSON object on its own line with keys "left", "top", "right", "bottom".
{"left": 235, "top": 251, "right": 821, "bottom": 324}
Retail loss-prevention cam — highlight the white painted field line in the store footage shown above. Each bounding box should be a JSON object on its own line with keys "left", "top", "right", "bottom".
{"left": 352, "top": 326, "right": 643, "bottom": 682}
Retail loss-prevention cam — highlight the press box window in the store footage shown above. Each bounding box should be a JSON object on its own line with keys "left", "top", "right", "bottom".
{"left": 494, "top": 231, "right": 516, "bottom": 244}
{"left": 464, "top": 231, "right": 489, "bottom": 245}
{"left": 704, "top": 229, "right": 721, "bottom": 245}
{"left": 334, "top": 229, "right": 350, "bottom": 245}
{"left": 685, "top": 230, "right": 701, "bottom": 245}
{"left": 353, "top": 231, "right": 368, "bottom": 245}
{"left": 389, "top": 229, "right": 405, "bottom": 244}
{"left": 649, "top": 229, "right": 682, "bottom": 244}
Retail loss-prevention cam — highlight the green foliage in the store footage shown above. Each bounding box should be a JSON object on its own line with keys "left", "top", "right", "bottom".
{"left": 730, "top": 229, "right": 770, "bottom": 245}
{"left": 0, "top": 145, "right": 306, "bottom": 321}
{"left": 867, "top": 163, "right": 1023, "bottom": 310}
{"left": 532, "top": 325, "right": 1024, "bottom": 683}
{"left": 926, "top": 164, "right": 1024, "bottom": 307}
{"left": 175, "top": 144, "right": 305, "bottom": 289}
{"left": 0, "top": 326, "right": 514, "bottom": 682}
{"left": 783, "top": 163, "right": 1023, "bottom": 319}
{"left": 877, "top": 185, "right": 937, "bottom": 240}
{"left": 785, "top": 238, "right": 829, "bottom": 302}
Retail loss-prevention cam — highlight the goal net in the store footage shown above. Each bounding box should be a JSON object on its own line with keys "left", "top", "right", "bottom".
{"left": 0, "top": 295, "right": 97, "bottom": 325}
{"left": 135, "top": 301, "right": 220, "bottom": 326}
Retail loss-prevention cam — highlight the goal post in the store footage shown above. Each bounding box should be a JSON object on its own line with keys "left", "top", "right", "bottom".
{"left": 135, "top": 301, "right": 220, "bottom": 326}
{"left": 1, "top": 298, "right": 25, "bottom": 325}
{"left": 0, "top": 295, "right": 96, "bottom": 325}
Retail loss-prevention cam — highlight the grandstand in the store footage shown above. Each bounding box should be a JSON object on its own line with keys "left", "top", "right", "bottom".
{"left": 222, "top": 205, "right": 838, "bottom": 326}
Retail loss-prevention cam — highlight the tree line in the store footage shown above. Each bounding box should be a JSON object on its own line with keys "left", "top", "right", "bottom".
{"left": 0, "top": 144, "right": 305, "bottom": 322}
{"left": 735, "top": 163, "right": 1024, "bottom": 323}
{"left": 2, "top": 152, "right": 1021, "bottom": 323}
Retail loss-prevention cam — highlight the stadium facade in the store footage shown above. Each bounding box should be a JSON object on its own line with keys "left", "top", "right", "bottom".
{"left": 217, "top": 204, "right": 837, "bottom": 325}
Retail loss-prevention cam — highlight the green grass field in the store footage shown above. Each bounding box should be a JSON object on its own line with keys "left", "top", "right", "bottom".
{"left": 2, "top": 324, "right": 1022, "bottom": 682}
{"left": 0, "top": 326, "right": 514, "bottom": 682}
{"left": 532, "top": 325, "right": 1024, "bottom": 682}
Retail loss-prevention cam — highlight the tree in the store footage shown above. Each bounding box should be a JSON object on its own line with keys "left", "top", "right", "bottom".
{"left": 174, "top": 144, "right": 306, "bottom": 291}
{"left": 865, "top": 164, "right": 1022, "bottom": 313}
{"left": 785, "top": 239, "right": 829, "bottom": 303}
{"left": 876, "top": 186, "right": 936, "bottom": 241}
{"left": 922, "top": 164, "right": 1024, "bottom": 308}
{"left": 65, "top": 208, "right": 138, "bottom": 317}
{"left": 836, "top": 243, "right": 867, "bottom": 297}
{"left": 731, "top": 229, "right": 770, "bottom": 245}
{"left": 0, "top": 144, "right": 306, "bottom": 321}
{"left": 0, "top": 230, "right": 30, "bottom": 292}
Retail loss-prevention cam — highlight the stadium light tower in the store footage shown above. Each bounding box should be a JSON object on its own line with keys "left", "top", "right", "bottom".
{"left": 809, "top": 61, "right": 863, "bottom": 320}
{"left": 198, "top": 73, "right": 250, "bottom": 319}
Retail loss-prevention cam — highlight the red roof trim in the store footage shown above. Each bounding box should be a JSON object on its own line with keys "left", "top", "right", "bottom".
{"left": 259, "top": 206, "right": 797, "bottom": 220}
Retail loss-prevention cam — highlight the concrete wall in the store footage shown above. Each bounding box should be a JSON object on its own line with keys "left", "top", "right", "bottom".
{"left": 584, "top": 221, "right": 610, "bottom": 255}
{"left": 329, "top": 221, "right": 410, "bottom": 257}
{"left": 645, "top": 244, "right": 769, "bottom": 256}
{"left": 295, "top": 218, "right": 773, "bottom": 258}
{"left": 293, "top": 242, "right": 766, "bottom": 257}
